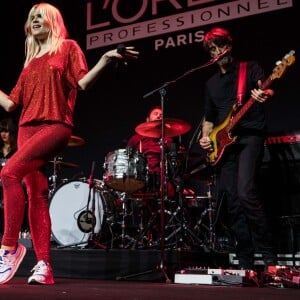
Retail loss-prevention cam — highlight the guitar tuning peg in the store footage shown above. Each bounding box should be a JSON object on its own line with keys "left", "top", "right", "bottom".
{"left": 284, "top": 50, "right": 295, "bottom": 59}
{"left": 275, "top": 60, "right": 282, "bottom": 65}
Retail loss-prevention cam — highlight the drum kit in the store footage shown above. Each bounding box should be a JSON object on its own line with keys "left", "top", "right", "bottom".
{"left": 48, "top": 124, "right": 218, "bottom": 251}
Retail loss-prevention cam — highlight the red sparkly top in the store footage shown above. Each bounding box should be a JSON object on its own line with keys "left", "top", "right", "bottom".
{"left": 9, "top": 39, "right": 88, "bottom": 128}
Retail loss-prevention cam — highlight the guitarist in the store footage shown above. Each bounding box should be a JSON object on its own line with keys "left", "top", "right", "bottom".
{"left": 199, "top": 27, "right": 277, "bottom": 271}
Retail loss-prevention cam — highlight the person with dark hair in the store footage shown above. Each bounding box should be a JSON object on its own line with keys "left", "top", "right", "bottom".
{"left": 199, "top": 27, "right": 277, "bottom": 271}
{"left": 0, "top": 2, "right": 138, "bottom": 285}
{"left": 0, "top": 118, "right": 18, "bottom": 161}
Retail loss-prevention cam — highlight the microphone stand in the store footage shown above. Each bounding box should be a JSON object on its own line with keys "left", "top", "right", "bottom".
{"left": 144, "top": 59, "right": 216, "bottom": 282}
{"left": 116, "top": 87, "right": 171, "bottom": 283}
{"left": 157, "top": 87, "right": 169, "bottom": 282}
{"left": 86, "top": 161, "right": 107, "bottom": 250}
{"left": 116, "top": 57, "right": 217, "bottom": 282}
{"left": 143, "top": 56, "right": 217, "bottom": 100}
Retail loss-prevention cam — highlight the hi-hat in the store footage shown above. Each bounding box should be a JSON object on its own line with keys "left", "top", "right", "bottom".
{"left": 68, "top": 135, "right": 85, "bottom": 147}
{"left": 48, "top": 160, "right": 79, "bottom": 168}
{"left": 135, "top": 118, "right": 191, "bottom": 138}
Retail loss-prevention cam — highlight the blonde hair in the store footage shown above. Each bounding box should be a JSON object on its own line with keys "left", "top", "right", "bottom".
{"left": 24, "top": 2, "right": 68, "bottom": 66}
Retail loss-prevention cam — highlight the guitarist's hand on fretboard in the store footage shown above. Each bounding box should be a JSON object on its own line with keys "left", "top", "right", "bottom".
{"left": 251, "top": 80, "right": 274, "bottom": 103}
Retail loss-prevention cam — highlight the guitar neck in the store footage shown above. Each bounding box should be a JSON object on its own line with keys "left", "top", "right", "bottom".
{"left": 228, "top": 77, "right": 273, "bottom": 132}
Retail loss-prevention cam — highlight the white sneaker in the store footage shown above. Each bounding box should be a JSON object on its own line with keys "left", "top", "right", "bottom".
{"left": 0, "top": 243, "right": 27, "bottom": 284}
{"left": 28, "top": 260, "right": 55, "bottom": 285}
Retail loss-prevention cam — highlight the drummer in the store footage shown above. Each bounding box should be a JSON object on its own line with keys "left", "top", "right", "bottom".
{"left": 127, "top": 106, "right": 177, "bottom": 198}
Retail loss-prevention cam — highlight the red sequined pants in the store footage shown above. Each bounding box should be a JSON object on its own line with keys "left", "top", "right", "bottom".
{"left": 1, "top": 123, "right": 72, "bottom": 262}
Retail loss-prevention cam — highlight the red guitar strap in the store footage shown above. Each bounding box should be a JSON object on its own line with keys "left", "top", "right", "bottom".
{"left": 237, "top": 62, "right": 247, "bottom": 106}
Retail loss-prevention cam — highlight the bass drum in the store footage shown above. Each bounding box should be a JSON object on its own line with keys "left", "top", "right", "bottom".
{"left": 49, "top": 180, "right": 117, "bottom": 247}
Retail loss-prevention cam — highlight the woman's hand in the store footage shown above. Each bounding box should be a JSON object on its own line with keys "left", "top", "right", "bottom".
{"left": 103, "top": 46, "right": 139, "bottom": 65}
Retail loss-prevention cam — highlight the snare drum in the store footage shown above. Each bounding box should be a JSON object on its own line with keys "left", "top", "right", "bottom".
{"left": 103, "top": 148, "right": 147, "bottom": 192}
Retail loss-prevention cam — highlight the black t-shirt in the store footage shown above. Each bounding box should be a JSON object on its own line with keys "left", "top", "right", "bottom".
{"left": 204, "top": 59, "right": 267, "bottom": 136}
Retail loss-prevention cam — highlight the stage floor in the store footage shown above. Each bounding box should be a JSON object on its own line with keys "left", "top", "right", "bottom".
{"left": 7, "top": 243, "right": 300, "bottom": 299}
{"left": 2, "top": 277, "right": 300, "bottom": 300}
{"left": 16, "top": 246, "right": 231, "bottom": 281}
{"left": 16, "top": 243, "right": 300, "bottom": 281}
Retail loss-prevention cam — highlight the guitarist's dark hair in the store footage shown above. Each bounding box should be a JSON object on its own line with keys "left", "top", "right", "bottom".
{"left": 203, "top": 27, "right": 233, "bottom": 52}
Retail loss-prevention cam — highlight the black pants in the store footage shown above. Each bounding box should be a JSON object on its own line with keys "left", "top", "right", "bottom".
{"left": 216, "top": 135, "right": 276, "bottom": 269}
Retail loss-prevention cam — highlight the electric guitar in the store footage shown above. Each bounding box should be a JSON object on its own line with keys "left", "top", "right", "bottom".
{"left": 207, "top": 50, "right": 296, "bottom": 166}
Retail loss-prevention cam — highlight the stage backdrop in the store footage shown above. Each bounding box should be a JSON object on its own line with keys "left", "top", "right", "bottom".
{"left": 0, "top": 0, "right": 299, "bottom": 218}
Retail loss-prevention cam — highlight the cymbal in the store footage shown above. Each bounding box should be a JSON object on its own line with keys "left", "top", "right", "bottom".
{"left": 48, "top": 160, "right": 79, "bottom": 168}
{"left": 135, "top": 118, "right": 191, "bottom": 138}
{"left": 68, "top": 135, "right": 85, "bottom": 147}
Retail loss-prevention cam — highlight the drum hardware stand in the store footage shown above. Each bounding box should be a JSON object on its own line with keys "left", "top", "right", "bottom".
{"left": 127, "top": 195, "right": 164, "bottom": 250}
{"left": 163, "top": 176, "right": 205, "bottom": 249}
{"left": 48, "top": 155, "right": 62, "bottom": 197}
{"left": 193, "top": 176, "right": 217, "bottom": 252}
{"left": 117, "top": 192, "right": 139, "bottom": 249}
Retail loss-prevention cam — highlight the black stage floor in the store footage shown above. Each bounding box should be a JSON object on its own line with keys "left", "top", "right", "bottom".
{"left": 0, "top": 244, "right": 296, "bottom": 299}
{"left": 3, "top": 277, "right": 300, "bottom": 300}
{"left": 16, "top": 246, "right": 230, "bottom": 281}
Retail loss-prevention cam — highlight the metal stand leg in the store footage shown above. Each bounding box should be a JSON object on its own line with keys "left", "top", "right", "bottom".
{"left": 193, "top": 182, "right": 217, "bottom": 251}
{"left": 118, "top": 192, "right": 138, "bottom": 248}
{"left": 48, "top": 155, "right": 61, "bottom": 197}
{"left": 163, "top": 188, "right": 205, "bottom": 250}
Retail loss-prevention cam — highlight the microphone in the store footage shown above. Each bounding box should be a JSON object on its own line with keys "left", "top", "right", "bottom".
{"left": 115, "top": 44, "right": 126, "bottom": 69}
{"left": 210, "top": 48, "right": 231, "bottom": 63}
{"left": 117, "top": 43, "right": 126, "bottom": 55}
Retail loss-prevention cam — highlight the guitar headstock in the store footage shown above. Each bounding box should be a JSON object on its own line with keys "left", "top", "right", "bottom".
{"left": 270, "top": 50, "right": 295, "bottom": 80}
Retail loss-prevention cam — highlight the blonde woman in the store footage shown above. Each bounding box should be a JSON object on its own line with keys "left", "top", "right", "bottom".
{"left": 0, "top": 2, "right": 138, "bottom": 285}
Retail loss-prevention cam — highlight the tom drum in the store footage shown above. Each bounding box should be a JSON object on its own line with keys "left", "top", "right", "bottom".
{"left": 103, "top": 148, "right": 147, "bottom": 192}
